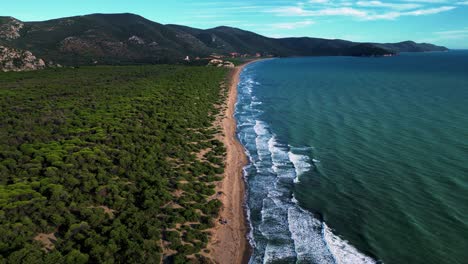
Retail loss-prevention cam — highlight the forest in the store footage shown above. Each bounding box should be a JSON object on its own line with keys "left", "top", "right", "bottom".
{"left": 0, "top": 65, "right": 229, "bottom": 263}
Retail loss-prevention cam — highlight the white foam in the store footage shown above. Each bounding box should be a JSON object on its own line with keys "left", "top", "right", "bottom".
{"left": 254, "top": 120, "right": 268, "bottom": 136}
{"left": 268, "top": 136, "right": 296, "bottom": 180}
{"left": 260, "top": 195, "right": 297, "bottom": 263}
{"left": 267, "top": 189, "right": 283, "bottom": 199}
{"left": 263, "top": 243, "right": 296, "bottom": 264}
{"left": 244, "top": 196, "right": 256, "bottom": 248}
{"left": 260, "top": 197, "right": 290, "bottom": 239}
{"left": 288, "top": 151, "right": 312, "bottom": 183}
{"left": 323, "top": 224, "right": 378, "bottom": 264}
{"left": 254, "top": 121, "right": 272, "bottom": 162}
{"left": 291, "top": 195, "right": 299, "bottom": 204}
{"left": 267, "top": 136, "right": 276, "bottom": 153}
{"left": 252, "top": 108, "right": 263, "bottom": 114}
{"left": 288, "top": 207, "right": 336, "bottom": 263}
{"left": 267, "top": 137, "right": 279, "bottom": 173}
{"left": 242, "top": 78, "right": 257, "bottom": 95}
{"left": 239, "top": 121, "right": 255, "bottom": 127}
{"left": 290, "top": 145, "right": 314, "bottom": 151}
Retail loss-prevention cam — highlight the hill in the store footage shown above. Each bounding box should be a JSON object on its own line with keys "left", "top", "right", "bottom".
{"left": 0, "top": 13, "right": 449, "bottom": 68}
{"left": 375, "top": 41, "right": 449, "bottom": 53}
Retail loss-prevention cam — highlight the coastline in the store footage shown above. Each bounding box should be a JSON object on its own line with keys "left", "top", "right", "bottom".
{"left": 207, "top": 60, "right": 260, "bottom": 264}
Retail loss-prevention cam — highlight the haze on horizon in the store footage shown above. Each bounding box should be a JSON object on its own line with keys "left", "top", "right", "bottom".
{"left": 2, "top": 0, "right": 467, "bottom": 49}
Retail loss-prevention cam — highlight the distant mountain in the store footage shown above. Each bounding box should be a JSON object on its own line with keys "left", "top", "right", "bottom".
{"left": 0, "top": 13, "right": 449, "bottom": 68}
{"left": 374, "top": 41, "right": 449, "bottom": 53}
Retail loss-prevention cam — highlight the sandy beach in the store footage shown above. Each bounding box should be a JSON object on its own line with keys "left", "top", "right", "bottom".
{"left": 207, "top": 61, "right": 260, "bottom": 264}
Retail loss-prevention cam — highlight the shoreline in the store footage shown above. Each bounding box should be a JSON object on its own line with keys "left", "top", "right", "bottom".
{"left": 207, "top": 60, "right": 261, "bottom": 264}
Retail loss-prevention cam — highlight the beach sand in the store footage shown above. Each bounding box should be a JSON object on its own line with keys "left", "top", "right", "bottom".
{"left": 207, "top": 61, "right": 259, "bottom": 264}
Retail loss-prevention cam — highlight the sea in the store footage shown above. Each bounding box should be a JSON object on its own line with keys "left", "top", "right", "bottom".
{"left": 235, "top": 51, "right": 468, "bottom": 264}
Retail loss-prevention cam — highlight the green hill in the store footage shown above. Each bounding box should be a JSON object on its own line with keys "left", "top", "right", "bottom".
{"left": 0, "top": 13, "right": 449, "bottom": 67}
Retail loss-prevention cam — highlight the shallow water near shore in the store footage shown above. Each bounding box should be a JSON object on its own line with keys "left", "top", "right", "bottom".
{"left": 235, "top": 51, "right": 468, "bottom": 264}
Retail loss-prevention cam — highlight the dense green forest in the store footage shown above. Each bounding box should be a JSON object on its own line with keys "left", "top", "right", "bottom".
{"left": 0, "top": 65, "right": 229, "bottom": 263}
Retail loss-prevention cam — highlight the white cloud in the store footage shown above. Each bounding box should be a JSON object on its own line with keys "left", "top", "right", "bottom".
{"left": 271, "top": 20, "right": 315, "bottom": 29}
{"left": 309, "top": 0, "right": 330, "bottom": 4}
{"left": 268, "top": 7, "right": 311, "bottom": 16}
{"left": 338, "top": 7, "right": 369, "bottom": 16}
{"left": 435, "top": 28, "right": 468, "bottom": 39}
{"left": 341, "top": 2, "right": 354, "bottom": 6}
{"left": 366, "top": 6, "right": 455, "bottom": 19}
{"left": 269, "top": 34, "right": 289, "bottom": 38}
{"left": 437, "top": 29, "right": 468, "bottom": 34}
{"left": 401, "top": 0, "right": 447, "bottom": 2}
{"left": 404, "top": 6, "right": 455, "bottom": 15}
{"left": 364, "top": 12, "right": 401, "bottom": 19}
{"left": 268, "top": 6, "right": 368, "bottom": 18}
{"left": 193, "top": 15, "right": 222, "bottom": 18}
{"left": 314, "top": 7, "right": 369, "bottom": 17}
{"left": 456, "top": 1, "right": 468, "bottom": 5}
{"left": 181, "top": 20, "right": 245, "bottom": 25}
{"left": 356, "top": 1, "right": 422, "bottom": 10}
{"left": 269, "top": 4, "right": 456, "bottom": 21}
{"left": 422, "top": 28, "right": 468, "bottom": 43}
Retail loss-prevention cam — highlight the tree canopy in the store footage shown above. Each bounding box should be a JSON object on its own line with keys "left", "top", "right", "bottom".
{"left": 0, "top": 65, "right": 228, "bottom": 263}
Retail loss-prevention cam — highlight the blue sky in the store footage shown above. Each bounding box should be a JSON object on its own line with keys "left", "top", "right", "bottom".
{"left": 2, "top": 0, "right": 468, "bottom": 48}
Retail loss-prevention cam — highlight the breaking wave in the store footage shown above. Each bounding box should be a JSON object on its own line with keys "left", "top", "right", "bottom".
{"left": 235, "top": 65, "right": 378, "bottom": 264}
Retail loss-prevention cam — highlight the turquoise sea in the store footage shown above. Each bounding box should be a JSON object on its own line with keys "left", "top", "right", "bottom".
{"left": 235, "top": 51, "right": 468, "bottom": 264}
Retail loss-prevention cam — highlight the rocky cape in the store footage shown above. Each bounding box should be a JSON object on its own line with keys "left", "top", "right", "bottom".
{"left": 0, "top": 45, "right": 45, "bottom": 72}
{"left": 0, "top": 13, "right": 449, "bottom": 71}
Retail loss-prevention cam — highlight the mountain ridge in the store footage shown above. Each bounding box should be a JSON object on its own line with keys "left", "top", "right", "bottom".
{"left": 0, "top": 13, "right": 449, "bottom": 69}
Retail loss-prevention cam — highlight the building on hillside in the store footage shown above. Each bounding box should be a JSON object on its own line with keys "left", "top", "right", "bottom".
{"left": 210, "top": 54, "right": 224, "bottom": 59}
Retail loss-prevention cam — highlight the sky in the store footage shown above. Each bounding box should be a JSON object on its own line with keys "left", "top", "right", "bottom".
{"left": 2, "top": 0, "right": 468, "bottom": 48}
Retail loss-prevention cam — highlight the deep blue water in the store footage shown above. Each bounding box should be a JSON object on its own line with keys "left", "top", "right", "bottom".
{"left": 235, "top": 51, "right": 468, "bottom": 264}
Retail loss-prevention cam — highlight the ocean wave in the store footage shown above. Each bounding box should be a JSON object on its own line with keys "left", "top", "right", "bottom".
{"left": 269, "top": 136, "right": 296, "bottom": 180}
{"left": 288, "top": 151, "right": 312, "bottom": 183}
{"left": 254, "top": 120, "right": 269, "bottom": 136}
{"left": 288, "top": 207, "right": 336, "bottom": 264}
{"left": 237, "top": 70, "right": 376, "bottom": 264}
{"left": 263, "top": 243, "right": 297, "bottom": 264}
{"left": 324, "top": 224, "right": 377, "bottom": 264}
{"left": 254, "top": 121, "right": 271, "bottom": 162}
{"left": 290, "top": 145, "right": 314, "bottom": 151}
